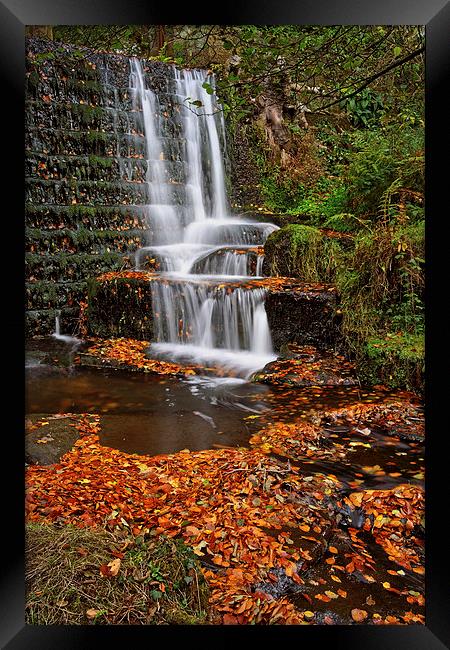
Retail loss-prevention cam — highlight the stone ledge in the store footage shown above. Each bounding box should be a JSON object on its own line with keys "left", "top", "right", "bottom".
{"left": 86, "top": 272, "right": 341, "bottom": 351}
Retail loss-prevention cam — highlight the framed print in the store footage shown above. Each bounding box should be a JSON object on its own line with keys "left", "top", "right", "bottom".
{"left": 2, "top": 0, "right": 449, "bottom": 647}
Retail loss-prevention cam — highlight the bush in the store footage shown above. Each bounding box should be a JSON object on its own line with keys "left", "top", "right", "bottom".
{"left": 359, "top": 332, "right": 424, "bottom": 392}
{"left": 336, "top": 221, "right": 424, "bottom": 391}
{"left": 344, "top": 125, "right": 424, "bottom": 219}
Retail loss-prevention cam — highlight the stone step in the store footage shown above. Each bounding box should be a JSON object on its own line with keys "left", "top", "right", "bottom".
{"left": 25, "top": 204, "right": 148, "bottom": 231}
{"left": 26, "top": 128, "right": 147, "bottom": 158}
{"left": 86, "top": 271, "right": 341, "bottom": 350}
{"left": 26, "top": 153, "right": 147, "bottom": 184}
{"left": 27, "top": 75, "right": 198, "bottom": 113}
{"left": 27, "top": 51, "right": 180, "bottom": 97}
{"left": 25, "top": 178, "right": 149, "bottom": 206}
{"left": 25, "top": 99, "right": 143, "bottom": 133}
{"left": 26, "top": 98, "right": 185, "bottom": 139}
{"left": 25, "top": 227, "right": 144, "bottom": 255}
{"left": 26, "top": 251, "right": 128, "bottom": 283}
{"left": 26, "top": 307, "right": 79, "bottom": 338}
{"left": 26, "top": 280, "right": 88, "bottom": 312}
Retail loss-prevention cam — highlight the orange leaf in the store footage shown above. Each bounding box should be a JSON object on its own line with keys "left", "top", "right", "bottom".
{"left": 351, "top": 608, "right": 368, "bottom": 622}
{"left": 223, "top": 614, "right": 238, "bottom": 625}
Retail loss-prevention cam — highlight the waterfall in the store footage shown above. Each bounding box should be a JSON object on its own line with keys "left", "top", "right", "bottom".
{"left": 130, "top": 59, "right": 277, "bottom": 377}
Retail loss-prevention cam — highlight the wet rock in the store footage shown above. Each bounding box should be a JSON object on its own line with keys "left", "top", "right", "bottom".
{"left": 313, "top": 610, "right": 348, "bottom": 625}
{"left": 252, "top": 345, "right": 356, "bottom": 387}
{"left": 254, "top": 566, "right": 306, "bottom": 599}
{"left": 25, "top": 414, "right": 80, "bottom": 465}
{"left": 86, "top": 274, "right": 154, "bottom": 340}
{"left": 265, "top": 285, "right": 342, "bottom": 351}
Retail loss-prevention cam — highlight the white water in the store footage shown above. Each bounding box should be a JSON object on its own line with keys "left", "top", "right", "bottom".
{"left": 130, "top": 60, "right": 277, "bottom": 377}
{"left": 52, "top": 314, "right": 81, "bottom": 345}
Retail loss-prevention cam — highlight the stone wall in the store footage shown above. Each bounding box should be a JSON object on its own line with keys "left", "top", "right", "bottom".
{"left": 25, "top": 38, "right": 175, "bottom": 337}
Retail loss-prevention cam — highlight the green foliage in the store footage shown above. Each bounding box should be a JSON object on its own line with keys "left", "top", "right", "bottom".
{"left": 264, "top": 224, "right": 343, "bottom": 282}
{"left": 265, "top": 219, "right": 424, "bottom": 391}
{"left": 344, "top": 125, "right": 424, "bottom": 219}
{"left": 323, "top": 213, "right": 369, "bottom": 233}
{"left": 258, "top": 165, "right": 348, "bottom": 221}
{"left": 338, "top": 221, "right": 424, "bottom": 337}
{"left": 360, "top": 332, "right": 424, "bottom": 391}
{"left": 339, "top": 87, "right": 385, "bottom": 128}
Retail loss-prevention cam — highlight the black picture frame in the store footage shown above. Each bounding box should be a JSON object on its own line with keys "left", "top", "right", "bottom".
{"left": 2, "top": 0, "right": 449, "bottom": 647}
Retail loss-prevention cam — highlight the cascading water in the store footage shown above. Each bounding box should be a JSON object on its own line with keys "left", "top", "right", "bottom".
{"left": 130, "top": 59, "right": 278, "bottom": 377}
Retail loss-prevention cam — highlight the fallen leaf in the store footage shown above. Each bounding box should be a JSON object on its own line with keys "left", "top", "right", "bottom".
{"left": 351, "top": 608, "right": 368, "bottom": 622}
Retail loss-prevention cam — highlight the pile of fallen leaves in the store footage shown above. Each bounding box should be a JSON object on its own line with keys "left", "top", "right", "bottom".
{"left": 26, "top": 414, "right": 334, "bottom": 624}
{"left": 249, "top": 421, "right": 321, "bottom": 458}
{"left": 342, "top": 486, "right": 425, "bottom": 576}
{"left": 320, "top": 400, "right": 425, "bottom": 441}
{"left": 78, "top": 338, "right": 200, "bottom": 377}
{"left": 25, "top": 410, "right": 425, "bottom": 625}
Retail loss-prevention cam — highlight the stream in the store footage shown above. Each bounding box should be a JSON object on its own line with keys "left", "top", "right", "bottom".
{"left": 25, "top": 338, "right": 425, "bottom": 624}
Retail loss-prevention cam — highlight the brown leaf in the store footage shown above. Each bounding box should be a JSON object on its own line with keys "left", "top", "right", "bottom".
{"left": 107, "top": 558, "right": 121, "bottom": 576}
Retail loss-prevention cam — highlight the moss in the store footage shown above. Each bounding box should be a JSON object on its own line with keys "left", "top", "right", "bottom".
{"left": 66, "top": 78, "right": 103, "bottom": 93}
{"left": 357, "top": 332, "right": 424, "bottom": 392}
{"left": 71, "top": 102, "right": 104, "bottom": 123}
{"left": 88, "top": 154, "right": 113, "bottom": 169}
{"left": 86, "top": 130, "right": 109, "bottom": 143}
{"left": 264, "top": 224, "right": 343, "bottom": 281}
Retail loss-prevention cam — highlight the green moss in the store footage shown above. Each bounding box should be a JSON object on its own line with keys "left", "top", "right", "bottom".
{"left": 358, "top": 332, "right": 424, "bottom": 392}
{"left": 66, "top": 78, "right": 103, "bottom": 93}
{"left": 264, "top": 224, "right": 343, "bottom": 281}
{"left": 86, "top": 131, "right": 109, "bottom": 143}
{"left": 88, "top": 154, "right": 113, "bottom": 169}
{"left": 71, "top": 103, "right": 104, "bottom": 126}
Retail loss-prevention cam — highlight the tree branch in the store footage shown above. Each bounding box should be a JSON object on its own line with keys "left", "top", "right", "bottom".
{"left": 316, "top": 45, "right": 425, "bottom": 111}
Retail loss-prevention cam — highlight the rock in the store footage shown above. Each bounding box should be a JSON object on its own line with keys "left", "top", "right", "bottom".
{"left": 252, "top": 345, "right": 356, "bottom": 387}
{"left": 25, "top": 414, "right": 80, "bottom": 465}
{"left": 86, "top": 272, "right": 154, "bottom": 340}
{"left": 86, "top": 272, "right": 342, "bottom": 351}
{"left": 265, "top": 284, "right": 341, "bottom": 351}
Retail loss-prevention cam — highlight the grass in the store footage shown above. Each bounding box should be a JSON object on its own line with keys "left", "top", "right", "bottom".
{"left": 263, "top": 221, "right": 425, "bottom": 392}
{"left": 26, "top": 523, "right": 210, "bottom": 625}
{"left": 264, "top": 224, "right": 343, "bottom": 281}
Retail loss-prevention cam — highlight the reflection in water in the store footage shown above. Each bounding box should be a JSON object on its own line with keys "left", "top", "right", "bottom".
{"left": 26, "top": 366, "right": 270, "bottom": 455}
{"left": 25, "top": 365, "right": 423, "bottom": 491}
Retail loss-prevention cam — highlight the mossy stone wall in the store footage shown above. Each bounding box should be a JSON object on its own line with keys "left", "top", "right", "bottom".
{"left": 25, "top": 38, "right": 178, "bottom": 337}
